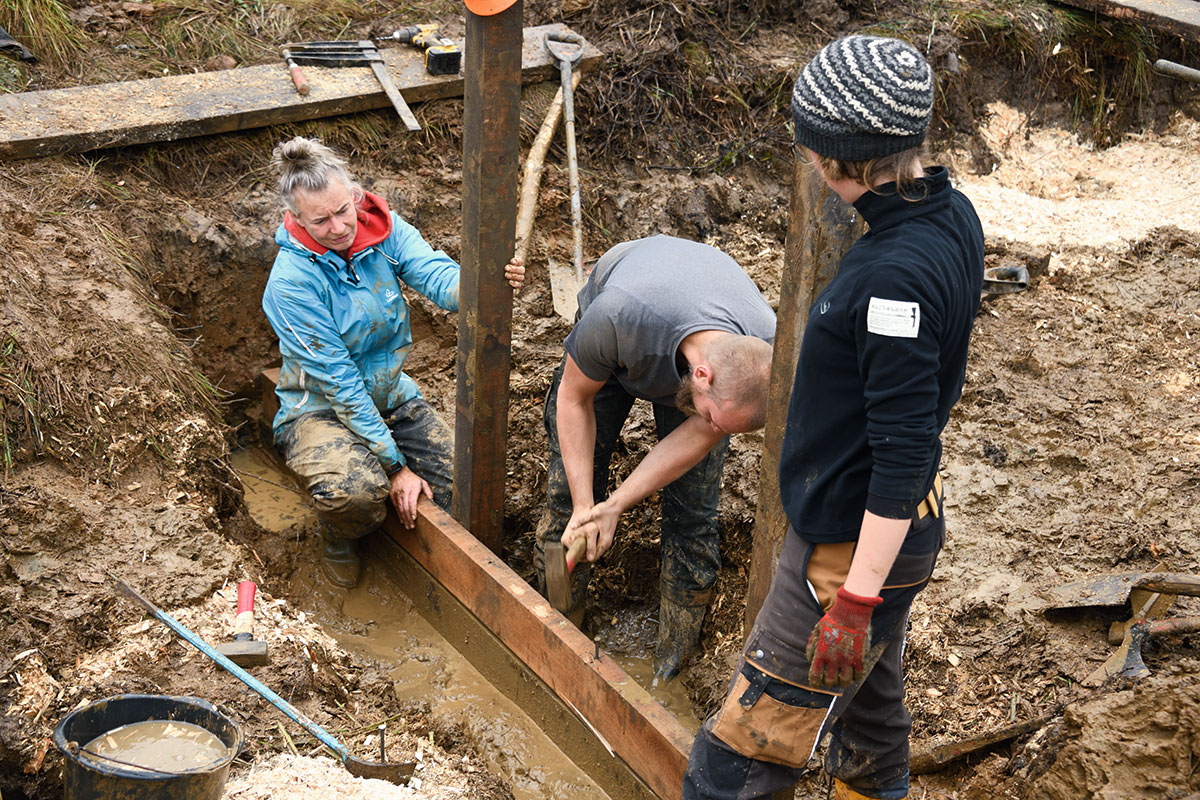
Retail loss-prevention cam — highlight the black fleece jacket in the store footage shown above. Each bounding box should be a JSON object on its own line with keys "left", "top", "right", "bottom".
{"left": 778, "top": 167, "right": 984, "bottom": 542}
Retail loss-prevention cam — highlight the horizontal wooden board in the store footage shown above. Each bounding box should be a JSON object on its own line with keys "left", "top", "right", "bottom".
{"left": 1053, "top": 0, "right": 1200, "bottom": 41}
{"left": 386, "top": 500, "right": 694, "bottom": 800}
{"left": 0, "top": 23, "right": 601, "bottom": 160}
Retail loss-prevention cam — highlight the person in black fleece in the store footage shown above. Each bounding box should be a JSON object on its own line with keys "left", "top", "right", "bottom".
{"left": 683, "top": 35, "right": 985, "bottom": 800}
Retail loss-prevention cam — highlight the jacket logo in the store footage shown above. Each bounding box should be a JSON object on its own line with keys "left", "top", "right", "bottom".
{"left": 819, "top": 300, "right": 830, "bottom": 314}
{"left": 384, "top": 289, "right": 399, "bottom": 302}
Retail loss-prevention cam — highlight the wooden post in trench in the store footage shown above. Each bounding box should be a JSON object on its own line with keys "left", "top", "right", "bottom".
{"left": 453, "top": 0, "right": 524, "bottom": 551}
{"left": 745, "top": 157, "right": 864, "bottom": 632}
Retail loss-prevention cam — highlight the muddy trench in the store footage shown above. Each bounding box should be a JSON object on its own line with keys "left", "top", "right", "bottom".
{"left": 3, "top": 2, "right": 1200, "bottom": 798}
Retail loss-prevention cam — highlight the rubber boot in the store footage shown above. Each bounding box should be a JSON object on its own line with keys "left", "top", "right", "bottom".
{"left": 834, "top": 779, "right": 905, "bottom": 800}
{"left": 652, "top": 588, "right": 711, "bottom": 684}
{"left": 319, "top": 528, "right": 361, "bottom": 589}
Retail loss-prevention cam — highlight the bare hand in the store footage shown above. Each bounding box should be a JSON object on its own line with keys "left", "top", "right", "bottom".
{"left": 389, "top": 466, "right": 432, "bottom": 529}
{"left": 505, "top": 257, "right": 526, "bottom": 290}
{"left": 563, "top": 500, "right": 621, "bottom": 562}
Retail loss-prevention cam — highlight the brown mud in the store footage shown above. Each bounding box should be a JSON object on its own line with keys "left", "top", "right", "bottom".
{"left": 2, "top": 1, "right": 1200, "bottom": 798}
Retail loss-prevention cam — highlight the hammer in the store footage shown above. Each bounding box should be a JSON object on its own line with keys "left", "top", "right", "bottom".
{"left": 216, "top": 581, "right": 269, "bottom": 667}
{"left": 545, "top": 537, "right": 587, "bottom": 615}
{"left": 1084, "top": 615, "right": 1200, "bottom": 686}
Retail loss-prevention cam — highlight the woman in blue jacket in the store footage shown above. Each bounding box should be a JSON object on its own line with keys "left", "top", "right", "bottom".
{"left": 263, "top": 137, "right": 524, "bottom": 588}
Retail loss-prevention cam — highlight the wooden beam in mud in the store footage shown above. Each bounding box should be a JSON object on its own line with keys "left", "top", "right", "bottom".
{"left": 744, "top": 158, "right": 862, "bottom": 632}
{"left": 384, "top": 499, "right": 694, "bottom": 800}
{"left": 0, "top": 23, "right": 602, "bottom": 161}
{"left": 1051, "top": 0, "right": 1200, "bottom": 41}
{"left": 452, "top": 3, "right": 523, "bottom": 552}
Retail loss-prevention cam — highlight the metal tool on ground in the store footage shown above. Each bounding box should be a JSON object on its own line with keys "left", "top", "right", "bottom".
{"left": 544, "top": 31, "right": 587, "bottom": 321}
{"left": 386, "top": 25, "right": 461, "bottom": 75}
{"left": 216, "top": 581, "right": 269, "bottom": 667}
{"left": 982, "top": 264, "right": 1029, "bottom": 295}
{"left": 280, "top": 49, "right": 310, "bottom": 96}
{"left": 1084, "top": 615, "right": 1200, "bottom": 686}
{"left": 115, "top": 579, "right": 414, "bottom": 784}
{"left": 283, "top": 41, "right": 421, "bottom": 131}
{"left": 1035, "top": 571, "right": 1200, "bottom": 613}
{"left": 545, "top": 536, "right": 587, "bottom": 614}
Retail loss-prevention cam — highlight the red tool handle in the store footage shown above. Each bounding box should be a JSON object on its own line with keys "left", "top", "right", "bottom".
{"left": 234, "top": 581, "right": 257, "bottom": 639}
{"left": 289, "top": 63, "right": 310, "bottom": 95}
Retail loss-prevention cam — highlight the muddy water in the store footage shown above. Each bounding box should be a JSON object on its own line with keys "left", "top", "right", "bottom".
{"left": 81, "top": 720, "right": 229, "bottom": 773}
{"left": 231, "top": 445, "right": 701, "bottom": 796}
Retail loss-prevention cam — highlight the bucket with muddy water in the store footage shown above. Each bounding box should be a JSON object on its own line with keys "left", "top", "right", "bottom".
{"left": 54, "top": 694, "right": 242, "bottom": 799}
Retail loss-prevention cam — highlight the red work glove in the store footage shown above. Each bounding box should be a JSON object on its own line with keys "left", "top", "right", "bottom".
{"left": 806, "top": 586, "right": 883, "bottom": 688}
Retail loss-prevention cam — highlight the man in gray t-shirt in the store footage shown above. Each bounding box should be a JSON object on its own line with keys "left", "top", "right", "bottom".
{"left": 537, "top": 234, "right": 776, "bottom": 681}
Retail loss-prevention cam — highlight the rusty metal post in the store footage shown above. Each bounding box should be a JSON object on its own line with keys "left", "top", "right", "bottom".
{"left": 745, "top": 157, "right": 863, "bottom": 636}
{"left": 454, "top": 1, "right": 523, "bottom": 551}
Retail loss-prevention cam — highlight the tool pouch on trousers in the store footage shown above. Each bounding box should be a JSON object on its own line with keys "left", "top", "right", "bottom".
{"left": 710, "top": 660, "right": 835, "bottom": 769}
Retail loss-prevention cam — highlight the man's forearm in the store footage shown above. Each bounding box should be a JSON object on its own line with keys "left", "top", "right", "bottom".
{"left": 607, "top": 416, "right": 723, "bottom": 512}
{"left": 557, "top": 395, "right": 598, "bottom": 511}
{"left": 842, "top": 511, "right": 910, "bottom": 597}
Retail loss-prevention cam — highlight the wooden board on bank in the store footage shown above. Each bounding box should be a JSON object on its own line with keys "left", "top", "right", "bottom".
{"left": 0, "top": 23, "right": 602, "bottom": 161}
{"left": 1053, "top": 0, "right": 1200, "bottom": 41}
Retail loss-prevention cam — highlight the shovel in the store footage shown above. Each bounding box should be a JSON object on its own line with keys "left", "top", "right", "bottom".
{"left": 116, "top": 580, "right": 414, "bottom": 784}
{"left": 1035, "top": 571, "right": 1200, "bottom": 613}
{"left": 544, "top": 31, "right": 588, "bottom": 322}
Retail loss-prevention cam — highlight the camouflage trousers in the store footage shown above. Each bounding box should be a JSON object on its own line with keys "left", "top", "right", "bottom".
{"left": 275, "top": 399, "right": 453, "bottom": 540}
{"left": 534, "top": 357, "right": 729, "bottom": 613}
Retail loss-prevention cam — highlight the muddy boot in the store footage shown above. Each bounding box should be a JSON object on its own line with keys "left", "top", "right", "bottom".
{"left": 319, "top": 528, "right": 361, "bottom": 589}
{"left": 652, "top": 588, "right": 711, "bottom": 684}
{"left": 834, "top": 779, "right": 904, "bottom": 800}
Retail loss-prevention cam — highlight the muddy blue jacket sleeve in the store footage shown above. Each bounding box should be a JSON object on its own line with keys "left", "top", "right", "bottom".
{"left": 263, "top": 276, "right": 405, "bottom": 471}
{"left": 852, "top": 265, "right": 944, "bottom": 519}
{"left": 384, "top": 212, "right": 460, "bottom": 311}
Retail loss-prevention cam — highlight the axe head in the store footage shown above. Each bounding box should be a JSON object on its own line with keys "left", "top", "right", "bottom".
{"left": 1083, "top": 621, "right": 1150, "bottom": 686}
{"left": 545, "top": 540, "right": 570, "bottom": 613}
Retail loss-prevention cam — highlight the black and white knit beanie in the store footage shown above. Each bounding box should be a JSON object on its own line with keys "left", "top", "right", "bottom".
{"left": 791, "top": 35, "right": 933, "bottom": 161}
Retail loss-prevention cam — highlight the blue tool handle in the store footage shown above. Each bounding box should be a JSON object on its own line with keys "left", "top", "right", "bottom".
{"left": 116, "top": 580, "right": 349, "bottom": 760}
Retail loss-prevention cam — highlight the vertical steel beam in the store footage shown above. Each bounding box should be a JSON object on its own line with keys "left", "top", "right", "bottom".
{"left": 745, "top": 158, "right": 863, "bottom": 634}
{"left": 454, "top": 2, "right": 524, "bottom": 550}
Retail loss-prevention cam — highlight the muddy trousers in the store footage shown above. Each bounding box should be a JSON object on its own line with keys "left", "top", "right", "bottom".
{"left": 534, "top": 358, "right": 730, "bottom": 613}
{"left": 682, "top": 507, "right": 944, "bottom": 800}
{"left": 275, "top": 400, "right": 454, "bottom": 540}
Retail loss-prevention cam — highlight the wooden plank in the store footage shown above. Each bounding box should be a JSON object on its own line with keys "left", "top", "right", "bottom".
{"left": 364, "top": 532, "right": 657, "bottom": 800}
{"left": 744, "top": 159, "right": 862, "bottom": 632}
{"left": 388, "top": 499, "right": 694, "bottom": 800}
{"left": 1052, "top": 0, "right": 1200, "bottom": 41}
{"left": 0, "top": 23, "right": 602, "bottom": 160}
{"left": 452, "top": 4, "right": 522, "bottom": 552}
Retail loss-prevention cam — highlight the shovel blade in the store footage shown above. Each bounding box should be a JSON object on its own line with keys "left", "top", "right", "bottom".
{"left": 545, "top": 540, "right": 570, "bottom": 613}
{"left": 344, "top": 755, "right": 415, "bottom": 784}
{"left": 547, "top": 258, "right": 583, "bottom": 323}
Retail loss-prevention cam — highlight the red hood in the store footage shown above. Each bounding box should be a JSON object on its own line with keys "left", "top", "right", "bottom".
{"left": 283, "top": 190, "right": 393, "bottom": 258}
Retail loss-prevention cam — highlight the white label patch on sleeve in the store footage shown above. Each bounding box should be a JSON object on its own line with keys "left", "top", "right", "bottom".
{"left": 867, "top": 297, "right": 921, "bottom": 338}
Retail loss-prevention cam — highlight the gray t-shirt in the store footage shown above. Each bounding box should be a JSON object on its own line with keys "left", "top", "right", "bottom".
{"left": 564, "top": 235, "right": 776, "bottom": 405}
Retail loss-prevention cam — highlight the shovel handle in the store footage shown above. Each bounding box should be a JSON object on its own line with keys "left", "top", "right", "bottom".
{"left": 565, "top": 535, "right": 587, "bottom": 572}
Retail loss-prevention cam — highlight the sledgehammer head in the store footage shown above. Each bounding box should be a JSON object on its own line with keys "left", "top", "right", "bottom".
{"left": 545, "top": 537, "right": 587, "bottom": 614}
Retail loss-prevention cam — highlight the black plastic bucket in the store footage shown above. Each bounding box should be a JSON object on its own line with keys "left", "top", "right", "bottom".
{"left": 54, "top": 694, "right": 242, "bottom": 800}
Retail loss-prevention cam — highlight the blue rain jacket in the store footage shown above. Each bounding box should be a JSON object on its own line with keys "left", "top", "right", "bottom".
{"left": 262, "top": 191, "right": 459, "bottom": 473}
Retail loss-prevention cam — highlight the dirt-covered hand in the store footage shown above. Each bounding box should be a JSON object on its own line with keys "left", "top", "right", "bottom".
{"left": 564, "top": 500, "right": 620, "bottom": 562}
{"left": 505, "top": 257, "right": 526, "bottom": 289}
{"left": 389, "top": 466, "right": 432, "bottom": 529}
{"left": 806, "top": 586, "right": 883, "bottom": 688}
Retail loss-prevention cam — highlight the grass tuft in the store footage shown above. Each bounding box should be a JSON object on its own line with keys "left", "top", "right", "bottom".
{"left": 0, "top": 0, "right": 87, "bottom": 63}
